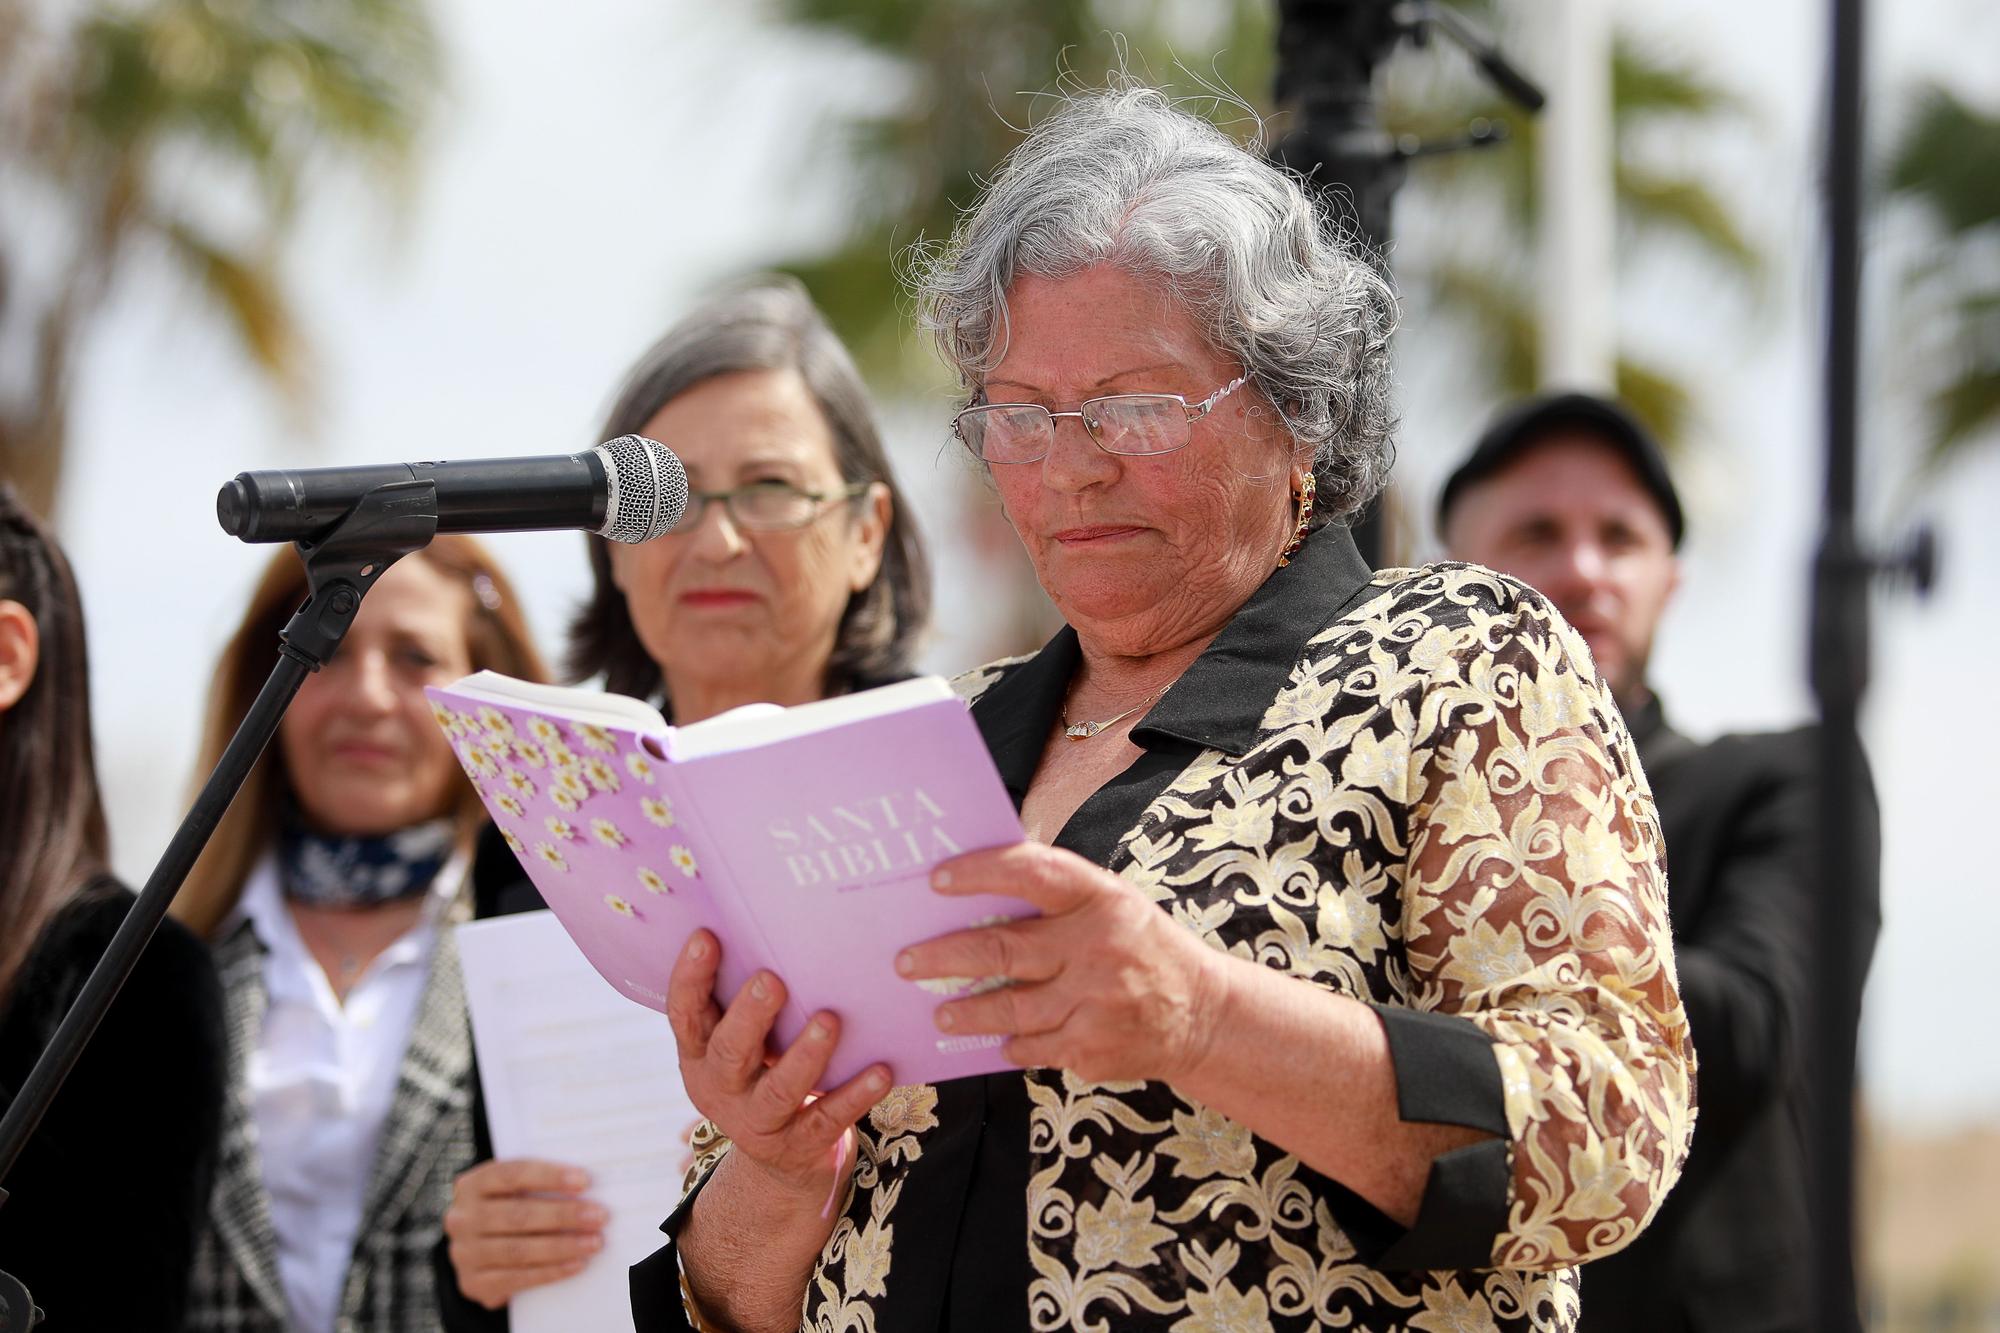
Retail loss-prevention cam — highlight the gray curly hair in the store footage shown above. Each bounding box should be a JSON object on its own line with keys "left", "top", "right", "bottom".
{"left": 910, "top": 85, "right": 1397, "bottom": 519}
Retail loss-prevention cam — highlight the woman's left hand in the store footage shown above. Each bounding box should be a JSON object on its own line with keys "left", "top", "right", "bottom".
{"left": 896, "top": 843, "right": 1227, "bottom": 1083}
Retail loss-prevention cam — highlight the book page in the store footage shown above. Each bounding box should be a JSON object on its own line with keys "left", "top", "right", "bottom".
{"left": 665, "top": 676, "right": 954, "bottom": 760}
{"left": 443, "top": 670, "right": 669, "bottom": 735}
{"left": 457, "top": 912, "right": 697, "bottom": 1333}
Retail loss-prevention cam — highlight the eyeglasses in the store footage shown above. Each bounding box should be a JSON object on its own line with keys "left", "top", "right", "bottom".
{"left": 953, "top": 374, "right": 1252, "bottom": 464}
{"left": 665, "top": 479, "right": 870, "bottom": 534}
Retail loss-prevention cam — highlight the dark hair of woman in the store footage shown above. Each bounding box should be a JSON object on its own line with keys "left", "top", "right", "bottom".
{"left": 0, "top": 484, "right": 111, "bottom": 1012}
{"left": 173, "top": 536, "right": 550, "bottom": 939}
{"left": 566, "top": 277, "right": 931, "bottom": 705}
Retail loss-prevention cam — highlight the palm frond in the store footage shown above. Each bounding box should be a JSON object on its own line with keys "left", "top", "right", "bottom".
{"left": 1930, "top": 366, "right": 2000, "bottom": 460}
{"left": 1613, "top": 357, "right": 1691, "bottom": 451}
{"left": 1610, "top": 42, "right": 1743, "bottom": 122}
{"left": 151, "top": 215, "right": 308, "bottom": 401}
{"left": 1426, "top": 260, "right": 1537, "bottom": 396}
{"left": 1613, "top": 166, "right": 1762, "bottom": 278}
{"left": 1883, "top": 84, "right": 2000, "bottom": 237}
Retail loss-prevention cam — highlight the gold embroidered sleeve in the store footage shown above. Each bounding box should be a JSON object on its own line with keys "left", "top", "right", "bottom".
{"left": 1401, "top": 589, "right": 1695, "bottom": 1270}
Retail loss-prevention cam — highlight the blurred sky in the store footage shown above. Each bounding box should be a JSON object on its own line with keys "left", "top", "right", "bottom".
{"left": 48, "top": 0, "right": 1999, "bottom": 1124}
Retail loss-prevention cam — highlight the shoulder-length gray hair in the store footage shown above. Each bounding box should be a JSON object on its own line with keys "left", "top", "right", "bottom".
{"left": 567, "top": 277, "right": 930, "bottom": 707}
{"left": 910, "top": 85, "right": 1397, "bottom": 519}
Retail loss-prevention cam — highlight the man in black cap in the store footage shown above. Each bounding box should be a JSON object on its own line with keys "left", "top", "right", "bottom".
{"left": 1439, "top": 392, "right": 1880, "bottom": 1333}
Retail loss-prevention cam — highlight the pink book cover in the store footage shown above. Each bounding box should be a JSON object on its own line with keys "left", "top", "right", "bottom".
{"left": 426, "top": 673, "right": 1032, "bottom": 1087}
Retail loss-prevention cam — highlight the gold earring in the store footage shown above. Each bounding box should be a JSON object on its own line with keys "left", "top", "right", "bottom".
{"left": 1278, "top": 472, "right": 1315, "bottom": 567}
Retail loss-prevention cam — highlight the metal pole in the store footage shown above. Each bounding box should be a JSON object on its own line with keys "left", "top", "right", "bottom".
{"left": 1810, "top": 0, "right": 1867, "bottom": 1325}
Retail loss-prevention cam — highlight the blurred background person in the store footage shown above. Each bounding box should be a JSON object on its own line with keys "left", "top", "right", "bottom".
{"left": 1439, "top": 391, "right": 1882, "bottom": 1333}
{"left": 173, "top": 537, "right": 547, "bottom": 1333}
{"left": 436, "top": 276, "right": 931, "bottom": 1325}
{"left": 0, "top": 484, "right": 226, "bottom": 1330}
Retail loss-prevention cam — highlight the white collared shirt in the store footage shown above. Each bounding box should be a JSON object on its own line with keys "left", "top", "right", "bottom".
{"left": 235, "top": 852, "right": 464, "bottom": 1333}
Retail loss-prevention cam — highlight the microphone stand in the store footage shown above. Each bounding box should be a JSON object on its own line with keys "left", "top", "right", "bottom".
{"left": 0, "top": 481, "right": 442, "bottom": 1330}
{"left": 1811, "top": 0, "right": 1933, "bottom": 1326}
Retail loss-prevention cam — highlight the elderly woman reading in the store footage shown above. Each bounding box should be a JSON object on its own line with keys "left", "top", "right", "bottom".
{"left": 639, "top": 87, "right": 1694, "bottom": 1333}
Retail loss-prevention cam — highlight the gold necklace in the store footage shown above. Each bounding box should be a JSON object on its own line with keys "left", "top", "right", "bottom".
{"left": 1061, "top": 687, "right": 1165, "bottom": 741}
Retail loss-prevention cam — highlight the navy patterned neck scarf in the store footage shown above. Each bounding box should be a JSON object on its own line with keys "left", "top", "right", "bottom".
{"left": 276, "top": 804, "right": 457, "bottom": 910}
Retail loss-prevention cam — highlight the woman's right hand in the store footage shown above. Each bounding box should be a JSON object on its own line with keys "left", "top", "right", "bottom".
{"left": 442, "top": 1159, "right": 605, "bottom": 1310}
{"left": 666, "top": 929, "right": 891, "bottom": 1206}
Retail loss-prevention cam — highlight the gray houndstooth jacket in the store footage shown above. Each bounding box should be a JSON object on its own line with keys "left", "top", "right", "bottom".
{"left": 187, "top": 902, "right": 475, "bottom": 1332}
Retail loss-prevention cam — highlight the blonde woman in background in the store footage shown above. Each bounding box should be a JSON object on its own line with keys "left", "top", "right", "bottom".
{"left": 177, "top": 536, "right": 547, "bottom": 1333}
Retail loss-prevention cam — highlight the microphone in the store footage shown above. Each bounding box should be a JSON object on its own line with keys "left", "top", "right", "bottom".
{"left": 216, "top": 435, "right": 689, "bottom": 544}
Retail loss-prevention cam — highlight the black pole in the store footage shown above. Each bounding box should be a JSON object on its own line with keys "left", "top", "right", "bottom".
{"left": 1270, "top": 0, "right": 1406, "bottom": 567}
{"left": 1270, "top": 1, "right": 1543, "bottom": 567}
{"left": 1810, "top": 0, "right": 1866, "bottom": 1326}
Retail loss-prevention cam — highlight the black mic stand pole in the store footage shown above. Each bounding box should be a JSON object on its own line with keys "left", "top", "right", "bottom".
{"left": 1269, "top": 0, "right": 1544, "bottom": 567}
{"left": 1810, "top": 0, "right": 1933, "bottom": 1326}
{"left": 0, "top": 481, "right": 442, "bottom": 1330}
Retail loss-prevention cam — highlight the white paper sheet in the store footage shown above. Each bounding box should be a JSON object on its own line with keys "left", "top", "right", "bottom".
{"left": 456, "top": 911, "right": 699, "bottom": 1333}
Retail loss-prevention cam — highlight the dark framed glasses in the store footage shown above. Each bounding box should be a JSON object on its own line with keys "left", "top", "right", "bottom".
{"left": 953, "top": 374, "right": 1251, "bottom": 464}
{"left": 665, "top": 479, "right": 870, "bottom": 534}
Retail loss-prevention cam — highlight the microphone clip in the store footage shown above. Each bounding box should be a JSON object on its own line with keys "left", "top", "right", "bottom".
{"left": 280, "top": 479, "right": 440, "bottom": 670}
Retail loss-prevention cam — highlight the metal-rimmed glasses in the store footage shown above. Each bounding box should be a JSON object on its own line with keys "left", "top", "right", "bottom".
{"left": 953, "top": 374, "right": 1252, "bottom": 464}
{"left": 665, "top": 479, "right": 870, "bottom": 534}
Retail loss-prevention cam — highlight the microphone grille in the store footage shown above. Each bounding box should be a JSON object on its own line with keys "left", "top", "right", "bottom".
{"left": 596, "top": 435, "right": 689, "bottom": 543}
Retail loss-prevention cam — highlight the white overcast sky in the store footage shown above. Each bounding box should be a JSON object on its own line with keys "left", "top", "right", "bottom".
{"left": 47, "top": 0, "right": 2000, "bottom": 1124}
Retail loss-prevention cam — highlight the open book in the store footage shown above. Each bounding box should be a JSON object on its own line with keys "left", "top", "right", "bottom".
{"left": 427, "top": 673, "right": 1031, "bottom": 1087}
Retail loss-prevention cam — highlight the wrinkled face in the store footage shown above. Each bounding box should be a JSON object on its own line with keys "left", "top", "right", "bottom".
{"left": 1443, "top": 433, "right": 1681, "bottom": 702}
{"left": 607, "top": 369, "right": 887, "bottom": 706}
{"left": 279, "top": 556, "right": 474, "bottom": 838}
{"left": 980, "top": 265, "right": 1299, "bottom": 657}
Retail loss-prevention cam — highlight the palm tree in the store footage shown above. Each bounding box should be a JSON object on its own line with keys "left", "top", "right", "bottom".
{"left": 0, "top": 0, "right": 439, "bottom": 518}
{"left": 1385, "top": 33, "right": 1764, "bottom": 444}
{"left": 770, "top": 2, "right": 1276, "bottom": 387}
{"left": 1880, "top": 82, "right": 2000, "bottom": 473}
{"left": 761, "top": 0, "right": 1761, "bottom": 449}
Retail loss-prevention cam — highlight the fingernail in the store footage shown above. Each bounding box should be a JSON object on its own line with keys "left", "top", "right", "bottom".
{"left": 895, "top": 951, "right": 916, "bottom": 976}
{"left": 867, "top": 1068, "right": 890, "bottom": 1090}
{"left": 585, "top": 1233, "right": 605, "bottom": 1251}
{"left": 581, "top": 1204, "right": 608, "bottom": 1225}
{"left": 805, "top": 1020, "right": 828, "bottom": 1042}
{"left": 935, "top": 1007, "right": 955, "bottom": 1031}
{"left": 686, "top": 935, "right": 707, "bottom": 961}
{"left": 562, "top": 1168, "right": 591, "bottom": 1190}
{"left": 751, "top": 974, "right": 770, "bottom": 999}
{"left": 931, "top": 868, "right": 953, "bottom": 889}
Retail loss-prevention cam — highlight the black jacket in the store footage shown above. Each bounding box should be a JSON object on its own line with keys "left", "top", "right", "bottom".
{"left": 1577, "top": 699, "right": 1881, "bottom": 1333}
{"left": 0, "top": 882, "right": 228, "bottom": 1331}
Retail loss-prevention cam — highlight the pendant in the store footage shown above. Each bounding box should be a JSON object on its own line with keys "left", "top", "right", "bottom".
{"left": 1065, "top": 722, "right": 1101, "bottom": 741}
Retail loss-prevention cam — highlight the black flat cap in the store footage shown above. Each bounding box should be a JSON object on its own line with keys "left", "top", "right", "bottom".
{"left": 1437, "top": 392, "right": 1685, "bottom": 548}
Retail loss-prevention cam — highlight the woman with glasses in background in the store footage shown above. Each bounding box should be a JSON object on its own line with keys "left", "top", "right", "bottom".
{"left": 436, "top": 276, "right": 931, "bottom": 1327}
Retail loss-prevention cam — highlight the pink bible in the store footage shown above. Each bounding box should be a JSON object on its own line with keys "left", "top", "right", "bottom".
{"left": 427, "top": 673, "right": 1031, "bottom": 1087}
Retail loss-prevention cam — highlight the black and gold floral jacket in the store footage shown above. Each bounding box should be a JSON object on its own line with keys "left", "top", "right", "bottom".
{"left": 637, "top": 525, "right": 1695, "bottom": 1333}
